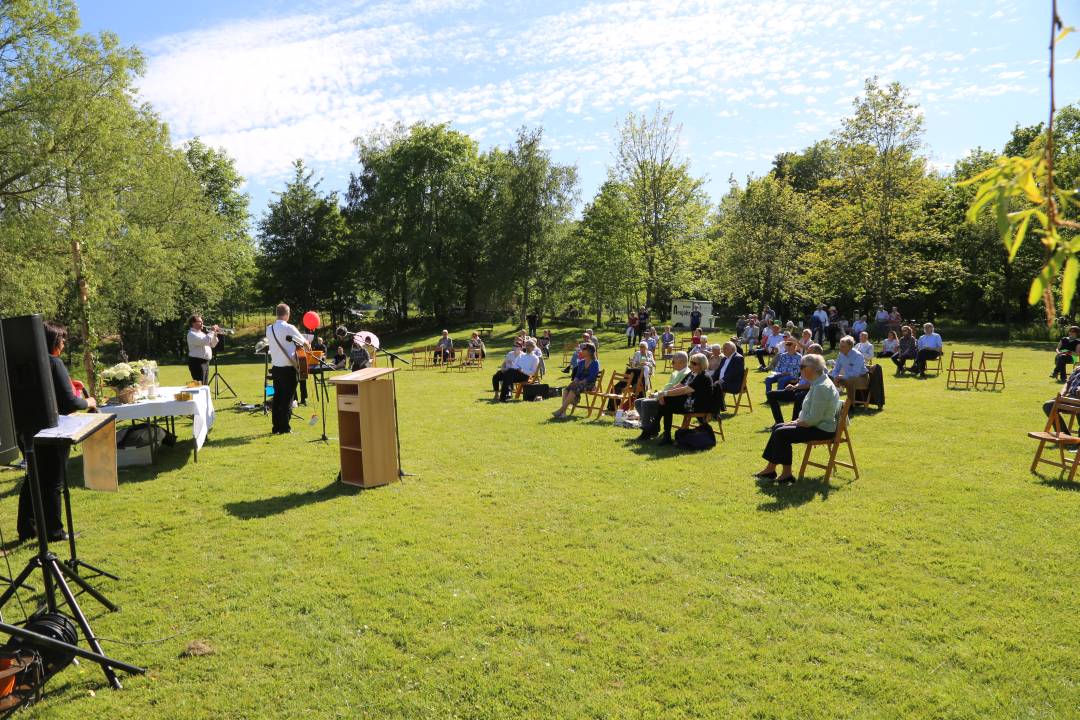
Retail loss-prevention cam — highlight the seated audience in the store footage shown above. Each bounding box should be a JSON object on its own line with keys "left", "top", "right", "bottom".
{"left": 492, "top": 339, "right": 539, "bottom": 402}
{"left": 799, "top": 328, "right": 814, "bottom": 352}
{"left": 661, "top": 326, "right": 675, "bottom": 352}
{"left": 891, "top": 325, "right": 917, "bottom": 373}
{"left": 906, "top": 323, "right": 943, "bottom": 376}
{"left": 878, "top": 330, "right": 899, "bottom": 359}
{"left": 468, "top": 332, "right": 486, "bottom": 363}
{"left": 333, "top": 345, "right": 347, "bottom": 370}
{"left": 635, "top": 351, "right": 689, "bottom": 439}
{"left": 433, "top": 330, "right": 453, "bottom": 365}
{"left": 1044, "top": 363, "right": 1080, "bottom": 432}
{"left": 755, "top": 354, "right": 843, "bottom": 483}
{"left": 851, "top": 315, "right": 868, "bottom": 336}
{"left": 609, "top": 342, "right": 654, "bottom": 410}
{"left": 855, "top": 332, "right": 874, "bottom": 363}
{"left": 707, "top": 344, "right": 723, "bottom": 372}
{"left": 753, "top": 323, "right": 784, "bottom": 369}
{"left": 552, "top": 344, "right": 600, "bottom": 418}
{"left": 538, "top": 330, "right": 551, "bottom": 358}
{"left": 766, "top": 337, "right": 802, "bottom": 394}
{"left": 741, "top": 318, "right": 759, "bottom": 354}
{"left": 830, "top": 335, "right": 869, "bottom": 392}
{"left": 1052, "top": 325, "right": 1080, "bottom": 381}
{"left": 645, "top": 328, "right": 659, "bottom": 353}
{"left": 710, "top": 341, "right": 745, "bottom": 411}
{"left": 764, "top": 342, "right": 823, "bottom": 425}
{"left": 642, "top": 353, "right": 716, "bottom": 445}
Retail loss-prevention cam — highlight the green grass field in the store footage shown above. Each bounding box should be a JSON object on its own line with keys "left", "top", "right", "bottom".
{"left": 1, "top": 324, "right": 1077, "bottom": 719}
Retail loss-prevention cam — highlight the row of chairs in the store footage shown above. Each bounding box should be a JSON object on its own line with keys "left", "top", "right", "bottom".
{"left": 944, "top": 351, "right": 1005, "bottom": 391}
{"left": 409, "top": 346, "right": 484, "bottom": 372}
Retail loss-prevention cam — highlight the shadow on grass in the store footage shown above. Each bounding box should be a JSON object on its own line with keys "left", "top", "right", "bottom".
{"left": 224, "top": 480, "right": 361, "bottom": 520}
{"left": 756, "top": 475, "right": 846, "bottom": 511}
{"left": 1031, "top": 471, "right": 1080, "bottom": 492}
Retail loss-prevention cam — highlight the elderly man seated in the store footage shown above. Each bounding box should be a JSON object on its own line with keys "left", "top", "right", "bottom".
{"left": 492, "top": 340, "right": 540, "bottom": 402}
{"left": 709, "top": 341, "right": 745, "bottom": 412}
{"left": 830, "top": 335, "right": 869, "bottom": 393}
{"left": 755, "top": 354, "right": 843, "bottom": 483}
{"left": 765, "top": 336, "right": 802, "bottom": 394}
{"left": 764, "top": 342, "right": 823, "bottom": 425}
{"left": 752, "top": 323, "right": 784, "bottom": 369}
{"left": 635, "top": 351, "right": 689, "bottom": 440}
{"left": 906, "top": 322, "right": 943, "bottom": 377}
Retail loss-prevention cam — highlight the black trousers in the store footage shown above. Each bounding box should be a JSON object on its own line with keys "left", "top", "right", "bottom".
{"left": 188, "top": 357, "right": 209, "bottom": 384}
{"left": 1054, "top": 352, "right": 1072, "bottom": 379}
{"left": 299, "top": 378, "right": 308, "bottom": 404}
{"left": 766, "top": 387, "right": 809, "bottom": 425}
{"left": 753, "top": 347, "right": 772, "bottom": 367}
{"left": 18, "top": 444, "right": 67, "bottom": 539}
{"left": 271, "top": 365, "right": 298, "bottom": 433}
{"left": 493, "top": 369, "right": 530, "bottom": 399}
{"left": 658, "top": 396, "right": 691, "bottom": 438}
{"left": 910, "top": 349, "right": 941, "bottom": 375}
{"left": 762, "top": 424, "right": 834, "bottom": 466}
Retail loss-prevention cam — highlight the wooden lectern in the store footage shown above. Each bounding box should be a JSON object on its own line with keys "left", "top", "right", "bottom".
{"left": 329, "top": 367, "right": 400, "bottom": 488}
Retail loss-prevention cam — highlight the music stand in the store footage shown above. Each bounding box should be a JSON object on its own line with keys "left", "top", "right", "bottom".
{"left": 207, "top": 338, "right": 236, "bottom": 400}
{"left": 307, "top": 355, "right": 336, "bottom": 444}
{"left": 0, "top": 414, "right": 144, "bottom": 689}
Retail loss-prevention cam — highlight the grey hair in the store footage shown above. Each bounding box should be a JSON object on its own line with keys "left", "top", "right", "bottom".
{"left": 923, "top": 322, "right": 934, "bottom": 331}
{"left": 801, "top": 353, "right": 827, "bottom": 375}
{"left": 709, "top": 343, "right": 722, "bottom": 352}
{"left": 673, "top": 350, "right": 689, "bottom": 364}
{"left": 839, "top": 335, "right": 855, "bottom": 347}
{"left": 722, "top": 341, "right": 737, "bottom": 353}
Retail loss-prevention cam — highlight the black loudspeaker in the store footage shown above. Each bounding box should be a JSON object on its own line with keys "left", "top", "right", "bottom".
{"left": 0, "top": 315, "right": 58, "bottom": 440}
{"left": 0, "top": 322, "right": 17, "bottom": 464}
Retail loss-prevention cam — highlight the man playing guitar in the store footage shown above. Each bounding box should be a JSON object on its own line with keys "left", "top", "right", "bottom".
{"left": 265, "top": 303, "right": 310, "bottom": 435}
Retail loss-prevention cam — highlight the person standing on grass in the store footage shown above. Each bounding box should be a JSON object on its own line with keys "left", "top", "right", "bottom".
{"left": 1052, "top": 325, "right": 1080, "bottom": 381}
{"left": 626, "top": 311, "right": 638, "bottom": 347}
{"left": 637, "top": 306, "right": 650, "bottom": 341}
{"left": 906, "top": 323, "right": 943, "bottom": 377}
{"left": 755, "top": 354, "right": 842, "bottom": 484}
{"left": 689, "top": 304, "right": 702, "bottom": 333}
{"left": 526, "top": 311, "right": 538, "bottom": 338}
{"left": 266, "top": 303, "right": 309, "bottom": 435}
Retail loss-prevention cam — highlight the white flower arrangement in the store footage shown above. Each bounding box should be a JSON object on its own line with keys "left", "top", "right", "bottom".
{"left": 100, "top": 362, "right": 140, "bottom": 389}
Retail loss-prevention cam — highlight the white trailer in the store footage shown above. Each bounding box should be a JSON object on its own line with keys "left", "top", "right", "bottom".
{"left": 670, "top": 299, "right": 716, "bottom": 329}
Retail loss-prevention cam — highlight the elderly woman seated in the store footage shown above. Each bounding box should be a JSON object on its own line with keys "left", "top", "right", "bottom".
{"left": 552, "top": 344, "right": 600, "bottom": 418}
{"left": 755, "top": 354, "right": 843, "bottom": 483}
{"left": 635, "top": 352, "right": 715, "bottom": 444}
{"left": 765, "top": 336, "right": 802, "bottom": 394}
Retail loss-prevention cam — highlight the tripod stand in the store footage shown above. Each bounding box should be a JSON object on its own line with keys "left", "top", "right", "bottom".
{"left": 207, "top": 345, "right": 236, "bottom": 400}
{"left": 59, "top": 458, "right": 119, "bottom": 611}
{"left": 308, "top": 357, "right": 335, "bottom": 444}
{"left": 0, "top": 422, "right": 144, "bottom": 689}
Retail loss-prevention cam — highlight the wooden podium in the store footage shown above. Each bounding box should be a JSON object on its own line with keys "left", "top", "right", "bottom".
{"left": 329, "top": 367, "right": 400, "bottom": 488}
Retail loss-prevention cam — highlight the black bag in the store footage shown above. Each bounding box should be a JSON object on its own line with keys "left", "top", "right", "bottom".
{"left": 674, "top": 423, "right": 716, "bottom": 451}
{"left": 523, "top": 384, "right": 549, "bottom": 401}
{"left": 546, "top": 386, "right": 563, "bottom": 399}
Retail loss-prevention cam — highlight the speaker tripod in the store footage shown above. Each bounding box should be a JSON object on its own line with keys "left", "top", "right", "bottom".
{"left": 0, "top": 436, "right": 143, "bottom": 689}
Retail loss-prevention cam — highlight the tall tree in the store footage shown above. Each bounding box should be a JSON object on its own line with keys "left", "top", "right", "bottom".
{"left": 615, "top": 106, "right": 709, "bottom": 316}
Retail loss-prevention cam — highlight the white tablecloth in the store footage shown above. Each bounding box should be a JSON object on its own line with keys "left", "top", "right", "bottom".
{"left": 103, "top": 386, "right": 215, "bottom": 450}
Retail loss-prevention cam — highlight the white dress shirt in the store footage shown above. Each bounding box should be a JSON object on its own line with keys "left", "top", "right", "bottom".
{"left": 187, "top": 329, "right": 218, "bottom": 360}
{"left": 514, "top": 351, "right": 540, "bottom": 376}
{"left": 266, "top": 319, "right": 305, "bottom": 368}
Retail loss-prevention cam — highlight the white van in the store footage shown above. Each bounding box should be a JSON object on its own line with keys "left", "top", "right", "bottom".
{"left": 670, "top": 299, "right": 716, "bottom": 329}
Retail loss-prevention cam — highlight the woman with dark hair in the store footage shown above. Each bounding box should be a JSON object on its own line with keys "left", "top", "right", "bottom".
{"left": 18, "top": 321, "right": 96, "bottom": 542}
{"left": 552, "top": 344, "right": 600, "bottom": 418}
{"left": 186, "top": 314, "right": 219, "bottom": 384}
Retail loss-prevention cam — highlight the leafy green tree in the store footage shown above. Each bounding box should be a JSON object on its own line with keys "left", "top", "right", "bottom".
{"left": 257, "top": 161, "right": 348, "bottom": 319}
{"left": 572, "top": 180, "right": 642, "bottom": 325}
{"left": 615, "top": 106, "right": 709, "bottom": 317}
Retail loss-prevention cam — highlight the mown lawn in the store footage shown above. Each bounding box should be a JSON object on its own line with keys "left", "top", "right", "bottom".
{"left": 1, "top": 324, "right": 1077, "bottom": 719}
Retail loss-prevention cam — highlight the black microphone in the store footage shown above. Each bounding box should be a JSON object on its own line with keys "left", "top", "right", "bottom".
{"left": 284, "top": 335, "right": 304, "bottom": 346}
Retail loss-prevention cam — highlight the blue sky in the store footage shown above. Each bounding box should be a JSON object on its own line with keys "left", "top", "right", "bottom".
{"left": 76, "top": 0, "right": 1069, "bottom": 220}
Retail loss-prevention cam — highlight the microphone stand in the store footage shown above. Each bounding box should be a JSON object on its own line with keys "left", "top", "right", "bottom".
{"left": 308, "top": 355, "right": 335, "bottom": 444}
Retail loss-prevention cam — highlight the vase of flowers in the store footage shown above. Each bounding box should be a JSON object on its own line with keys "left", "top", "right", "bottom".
{"left": 133, "top": 359, "right": 159, "bottom": 399}
{"left": 101, "top": 362, "right": 141, "bottom": 404}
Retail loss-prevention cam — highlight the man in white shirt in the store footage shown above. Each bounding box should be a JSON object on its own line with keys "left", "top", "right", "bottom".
{"left": 493, "top": 340, "right": 540, "bottom": 401}
{"left": 186, "top": 314, "right": 219, "bottom": 385}
{"left": 752, "top": 323, "right": 784, "bottom": 369}
{"left": 909, "top": 323, "right": 944, "bottom": 376}
{"left": 265, "top": 303, "right": 309, "bottom": 434}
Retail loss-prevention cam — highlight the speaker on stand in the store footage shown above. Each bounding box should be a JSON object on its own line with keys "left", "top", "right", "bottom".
{"left": 0, "top": 325, "right": 21, "bottom": 466}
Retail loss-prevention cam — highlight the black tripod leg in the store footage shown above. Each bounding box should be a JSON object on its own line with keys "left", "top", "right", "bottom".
{"left": 56, "top": 561, "right": 118, "bottom": 613}
{"left": 0, "top": 561, "right": 39, "bottom": 610}
{"left": 66, "top": 559, "right": 119, "bottom": 582}
{"left": 47, "top": 558, "right": 121, "bottom": 689}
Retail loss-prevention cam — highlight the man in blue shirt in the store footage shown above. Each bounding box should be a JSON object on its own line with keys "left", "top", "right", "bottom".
{"left": 907, "top": 322, "right": 943, "bottom": 377}
{"left": 829, "top": 335, "right": 869, "bottom": 392}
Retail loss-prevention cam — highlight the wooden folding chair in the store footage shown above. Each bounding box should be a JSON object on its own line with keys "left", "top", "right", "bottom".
{"left": 1029, "top": 396, "right": 1080, "bottom": 481}
{"left": 726, "top": 368, "right": 753, "bottom": 414}
{"left": 409, "top": 346, "right": 430, "bottom": 369}
{"left": 924, "top": 353, "right": 942, "bottom": 375}
{"left": 566, "top": 369, "right": 606, "bottom": 416}
{"left": 512, "top": 372, "right": 539, "bottom": 400}
{"left": 679, "top": 411, "right": 726, "bottom": 441}
{"left": 798, "top": 398, "right": 858, "bottom": 482}
{"left": 945, "top": 351, "right": 975, "bottom": 390}
{"left": 974, "top": 351, "right": 1005, "bottom": 391}
{"left": 583, "top": 371, "right": 625, "bottom": 419}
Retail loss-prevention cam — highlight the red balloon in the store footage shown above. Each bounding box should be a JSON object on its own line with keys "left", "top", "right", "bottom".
{"left": 302, "top": 311, "right": 320, "bottom": 330}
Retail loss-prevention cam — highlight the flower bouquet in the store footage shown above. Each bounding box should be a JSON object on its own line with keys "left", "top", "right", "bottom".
{"left": 132, "top": 360, "right": 159, "bottom": 399}
{"left": 100, "top": 362, "right": 141, "bottom": 404}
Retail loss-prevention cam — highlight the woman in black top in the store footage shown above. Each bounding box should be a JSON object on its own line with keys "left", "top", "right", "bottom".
{"left": 18, "top": 321, "right": 95, "bottom": 542}
{"left": 1052, "top": 326, "right": 1080, "bottom": 381}
{"left": 655, "top": 353, "right": 715, "bottom": 445}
